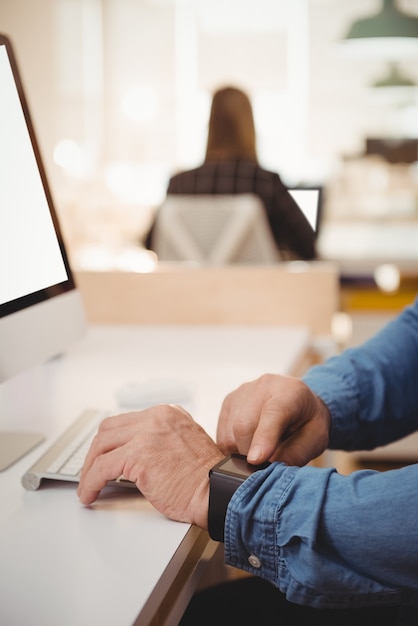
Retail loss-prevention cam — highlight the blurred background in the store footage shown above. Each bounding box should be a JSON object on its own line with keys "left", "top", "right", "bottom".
{"left": 1, "top": 0, "right": 418, "bottom": 274}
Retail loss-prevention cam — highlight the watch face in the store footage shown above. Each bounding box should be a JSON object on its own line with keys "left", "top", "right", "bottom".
{"left": 216, "top": 454, "right": 269, "bottom": 478}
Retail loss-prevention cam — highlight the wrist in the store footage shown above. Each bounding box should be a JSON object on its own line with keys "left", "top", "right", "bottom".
{"left": 191, "top": 452, "right": 224, "bottom": 530}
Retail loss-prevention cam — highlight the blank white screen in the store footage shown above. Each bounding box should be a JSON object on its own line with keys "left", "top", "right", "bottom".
{"left": 0, "top": 46, "right": 67, "bottom": 306}
{"left": 288, "top": 188, "right": 319, "bottom": 232}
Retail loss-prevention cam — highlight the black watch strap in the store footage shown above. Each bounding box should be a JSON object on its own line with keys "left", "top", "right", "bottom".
{"left": 207, "top": 454, "right": 270, "bottom": 543}
{"left": 208, "top": 464, "right": 243, "bottom": 542}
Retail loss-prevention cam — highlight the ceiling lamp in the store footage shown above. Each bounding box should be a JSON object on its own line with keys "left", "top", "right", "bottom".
{"left": 342, "top": 0, "right": 418, "bottom": 58}
{"left": 372, "top": 62, "right": 416, "bottom": 88}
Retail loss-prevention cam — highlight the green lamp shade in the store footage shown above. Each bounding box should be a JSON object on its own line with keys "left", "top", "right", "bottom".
{"left": 345, "top": 0, "right": 418, "bottom": 40}
{"left": 373, "top": 63, "right": 415, "bottom": 87}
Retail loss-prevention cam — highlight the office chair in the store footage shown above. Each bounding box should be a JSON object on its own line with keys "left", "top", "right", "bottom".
{"left": 151, "top": 194, "right": 281, "bottom": 265}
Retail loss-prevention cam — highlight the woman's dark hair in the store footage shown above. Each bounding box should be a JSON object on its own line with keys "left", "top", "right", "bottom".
{"left": 205, "top": 86, "right": 257, "bottom": 161}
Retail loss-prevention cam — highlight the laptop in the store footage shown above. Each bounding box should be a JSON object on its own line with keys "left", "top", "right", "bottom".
{"left": 288, "top": 186, "right": 323, "bottom": 235}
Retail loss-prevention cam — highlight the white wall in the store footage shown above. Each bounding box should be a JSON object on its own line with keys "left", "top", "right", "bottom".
{"left": 2, "top": 0, "right": 418, "bottom": 259}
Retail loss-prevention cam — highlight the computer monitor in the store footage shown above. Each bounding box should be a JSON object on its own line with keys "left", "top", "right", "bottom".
{"left": 0, "top": 34, "right": 86, "bottom": 470}
{"left": 288, "top": 186, "right": 322, "bottom": 234}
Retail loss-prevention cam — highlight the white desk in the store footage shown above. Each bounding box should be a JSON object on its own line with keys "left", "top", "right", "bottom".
{"left": 0, "top": 325, "right": 310, "bottom": 626}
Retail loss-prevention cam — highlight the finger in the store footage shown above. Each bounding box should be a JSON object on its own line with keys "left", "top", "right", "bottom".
{"left": 216, "top": 418, "right": 237, "bottom": 455}
{"left": 246, "top": 390, "right": 314, "bottom": 464}
{"left": 78, "top": 447, "right": 127, "bottom": 505}
{"left": 78, "top": 418, "right": 136, "bottom": 501}
{"left": 246, "top": 401, "right": 292, "bottom": 463}
{"left": 79, "top": 415, "right": 128, "bottom": 483}
{"left": 82, "top": 409, "right": 151, "bottom": 472}
{"left": 274, "top": 408, "right": 330, "bottom": 466}
{"left": 272, "top": 422, "right": 324, "bottom": 466}
{"left": 217, "top": 386, "right": 261, "bottom": 455}
{"left": 217, "top": 412, "right": 258, "bottom": 456}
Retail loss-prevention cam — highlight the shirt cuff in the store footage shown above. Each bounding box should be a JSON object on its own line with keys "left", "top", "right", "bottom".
{"left": 223, "top": 462, "right": 296, "bottom": 584}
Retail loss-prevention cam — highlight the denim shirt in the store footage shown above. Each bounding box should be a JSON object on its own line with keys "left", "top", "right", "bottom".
{"left": 224, "top": 298, "right": 418, "bottom": 624}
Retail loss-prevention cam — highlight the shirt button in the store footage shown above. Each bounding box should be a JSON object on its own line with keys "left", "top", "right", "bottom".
{"left": 248, "top": 554, "right": 261, "bottom": 569}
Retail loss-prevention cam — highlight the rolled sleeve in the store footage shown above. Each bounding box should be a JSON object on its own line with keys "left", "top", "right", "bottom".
{"left": 303, "top": 299, "right": 418, "bottom": 451}
{"left": 224, "top": 462, "right": 418, "bottom": 609}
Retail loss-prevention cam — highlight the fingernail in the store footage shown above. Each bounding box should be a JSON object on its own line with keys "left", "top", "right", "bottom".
{"left": 248, "top": 445, "right": 262, "bottom": 463}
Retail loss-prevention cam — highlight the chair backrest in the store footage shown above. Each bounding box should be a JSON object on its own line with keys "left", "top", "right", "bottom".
{"left": 151, "top": 194, "right": 280, "bottom": 265}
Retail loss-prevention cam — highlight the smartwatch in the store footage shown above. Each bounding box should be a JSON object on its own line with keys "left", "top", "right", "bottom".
{"left": 208, "top": 454, "right": 270, "bottom": 543}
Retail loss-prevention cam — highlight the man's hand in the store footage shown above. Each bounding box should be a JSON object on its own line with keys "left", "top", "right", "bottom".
{"left": 217, "top": 374, "right": 331, "bottom": 466}
{"left": 77, "top": 404, "right": 224, "bottom": 529}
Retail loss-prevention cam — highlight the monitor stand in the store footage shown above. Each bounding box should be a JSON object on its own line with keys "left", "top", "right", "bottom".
{"left": 0, "top": 432, "right": 44, "bottom": 471}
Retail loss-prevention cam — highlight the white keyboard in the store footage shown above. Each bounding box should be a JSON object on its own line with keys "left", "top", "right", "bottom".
{"left": 21, "top": 409, "right": 134, "bottom": 491}
{"left": 46, "top": 417, "right": 99, "bottom": 478}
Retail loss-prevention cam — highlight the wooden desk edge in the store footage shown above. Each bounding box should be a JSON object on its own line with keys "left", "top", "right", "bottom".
{"left": 134, "top": 526, "right": 219, "bottom": 626}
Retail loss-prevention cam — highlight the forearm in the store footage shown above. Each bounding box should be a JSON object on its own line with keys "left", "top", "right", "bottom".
{"left": 224, "top": 461, "right": 418, "bottom": 608}
{"left": 303, "top": 299, "right": 418, "bottom": 451}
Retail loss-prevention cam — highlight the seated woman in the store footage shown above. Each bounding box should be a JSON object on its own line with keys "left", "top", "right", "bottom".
{"left": 145, "top": 86, "right": 317, "bottom": 260}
